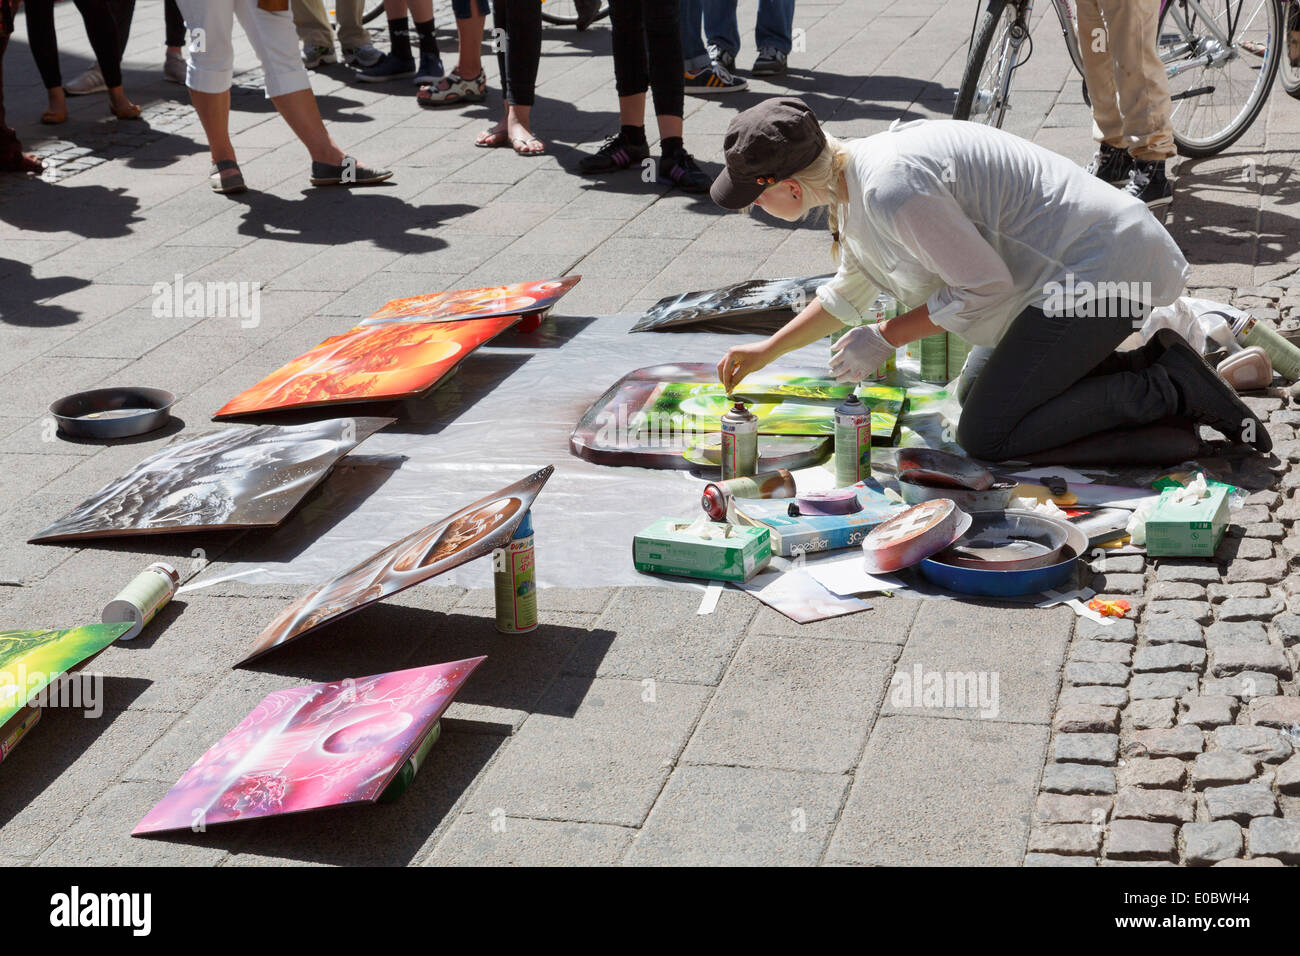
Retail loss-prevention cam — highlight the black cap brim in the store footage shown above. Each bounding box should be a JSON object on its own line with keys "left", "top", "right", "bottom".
{"left": 710, "top": 166, "right": 768, "bottom": 210}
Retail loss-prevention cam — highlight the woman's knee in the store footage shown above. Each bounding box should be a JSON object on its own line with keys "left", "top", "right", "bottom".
{"left": 955, "top": 410, "right": 1012, "bottom": 462}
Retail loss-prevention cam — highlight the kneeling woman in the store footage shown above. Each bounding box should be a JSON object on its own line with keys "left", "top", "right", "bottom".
{"left": 713, "top": 99, "right": 1270, "bottom": 460}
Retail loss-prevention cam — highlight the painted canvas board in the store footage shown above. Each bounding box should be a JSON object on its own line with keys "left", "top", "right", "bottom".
{"left": 631, "top": 275, "right": 833, "bottom": 333}
{"left": 30, "top": 418, "right": 392, "bottom": 543}
{"left": 362, "top": 276, "right": 581, "bottom": 326}
{"left": 213, "top": 317, "right": 520, "bottom": 419}
{"left": 240, "top": 467, "right": 553, "bottom": 664}
{"left": 132, "top": 658, "right": 484, "bottom": 835}
{"left": 0, "top": 623, "right": 131, "bottom": 735}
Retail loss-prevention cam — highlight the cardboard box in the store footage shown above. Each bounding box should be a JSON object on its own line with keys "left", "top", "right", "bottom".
{"left": 633, "top": 518, "right": 771, "bottom": 583}
{"left": 729, "top": 481, "right": 906, "bottom": 557}
{"left": 1144, "top": 485, "right": 1229, "bottom": 557}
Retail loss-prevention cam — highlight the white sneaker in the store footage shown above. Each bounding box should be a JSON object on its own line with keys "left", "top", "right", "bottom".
{"left": 343, "top": 43, "right": 383, "bottom": 68}
{"left": 163, "top": 52, "right": 186, "bottom": 84}
{"left": 301, "top": 44, "right": 338, "bottom": 69}
{"left": 65, "top": 65, "right": 107, "bottom": 96}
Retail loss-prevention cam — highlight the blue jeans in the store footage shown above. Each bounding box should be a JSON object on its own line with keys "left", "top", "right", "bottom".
{"left": 681, "top": 0, "right": 794, "bottom": 72}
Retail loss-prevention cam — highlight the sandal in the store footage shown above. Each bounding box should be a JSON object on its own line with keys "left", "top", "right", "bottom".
{"left": 475, "top": 126, "right": 508, "bottom": 148}
{"left": 310, "top": 155, "right": 393, "bottom": 186}
{"left": 210, "top": 159, "right": 247, "bottom": 194}
{"left": 511, "top": 135, "right": 545, "bottom": 156}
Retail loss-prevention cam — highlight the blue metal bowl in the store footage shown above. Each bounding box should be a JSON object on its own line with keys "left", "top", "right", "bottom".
{"left": 916, "top": 510, "right": 1087, "bottom": 597}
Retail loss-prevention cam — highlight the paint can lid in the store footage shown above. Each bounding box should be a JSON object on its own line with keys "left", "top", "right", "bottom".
{"left": 512, "top": 510, "right": 533, "bottom": 539}
{"left": 862, "top": 499, "right": 972, "bottom": 573}
{"left": 147, "top": 561, "right": 180, "bottom": 586}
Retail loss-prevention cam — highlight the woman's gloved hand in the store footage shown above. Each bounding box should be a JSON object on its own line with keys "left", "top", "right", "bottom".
{"left": 829, "top": 324, "right": 895, "bottom": 383}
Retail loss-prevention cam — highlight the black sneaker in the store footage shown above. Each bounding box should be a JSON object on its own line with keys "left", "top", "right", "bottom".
{"left": 578, "top": 132, "right": 650, "bottom": 174}
{"left": 1124, "top": 159, "right": 1173, "bottom": 208}
{"left": 708, "top": 46, "right": 737, "bottom": 74}
{"left": 659, "top": 149, "right": 710, "bottom": 194}
{"left": 752, "top": 47, "right": 788, "bottom": 75}
{"left": 414, "top": 51, "right": 444, "bottom": 85}
{"left": 574, "top": 0, "right": 602, "bottom": 30}
{"left": 684, "top": 61, "right": 748, "bottom": 94}
{"left": 1085, "top": 143, "right": 1134, "bottom": 185}
{"left": 1153, "top": 329, "right": 1270, "bottom": 452}
{"left": 356, "top": 52, "right": 416, "bottom": 83}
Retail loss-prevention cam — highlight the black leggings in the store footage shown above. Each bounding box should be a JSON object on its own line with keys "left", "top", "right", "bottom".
{"left": 609, "top": 0, "right": 683, "bottom": 118}
{"left": 494, "top": 0, "right": 541, "bottom": 107}
{"left": 25, "top": 0, "right": 125, "bottom": 89}
{"left": 165, "top": 0, "right": 186, "bottom": 48}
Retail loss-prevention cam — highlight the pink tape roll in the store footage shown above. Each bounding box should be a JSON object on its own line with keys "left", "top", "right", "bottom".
{"left": 794, "top": 490, "right": 862, "bottom": 516}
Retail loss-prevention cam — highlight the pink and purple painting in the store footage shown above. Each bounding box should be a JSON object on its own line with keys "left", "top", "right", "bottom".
{"left": 132, "top": 658, "right": 484, "bottom": 835}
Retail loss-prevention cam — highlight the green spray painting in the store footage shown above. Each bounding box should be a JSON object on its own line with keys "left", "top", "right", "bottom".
{"left": 628, "top": 372, "right": 906, "bottom": 439}
{"left": 0, "top": 623, "right": 129, "bottom": 732}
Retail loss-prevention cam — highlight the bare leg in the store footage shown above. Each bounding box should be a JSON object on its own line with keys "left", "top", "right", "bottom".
{"left": 190, "top": 88, "right": 240, "bottom": 180}
{"left": 654, "top": 114, "right": 682, "bottom": 141}
{"left": 269, "top": 87, "right": 346, "bottom": 165}
{"left": 507, "top": 103, "right": 541, "bottom": 152}
{"left": 618, "top": 92, "right": 645, "bottom": 127}
{"left": 456, "top": 13, "right": 485, "bottom": 76}
{"left": 107, "top": 83, "right": 139, "bottom": 117}
{"left": 43, "top": 85, "right": 67, "bottom": 123}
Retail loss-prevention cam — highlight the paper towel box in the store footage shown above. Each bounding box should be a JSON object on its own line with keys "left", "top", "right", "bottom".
{"left": 1144, "top": 486, "right": 1229, "bottom": 557}
{"left": 633, "top": 518, "right": 771, "bottom": 582}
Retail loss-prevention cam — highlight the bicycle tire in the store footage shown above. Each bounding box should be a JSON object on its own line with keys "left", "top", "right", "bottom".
{"left": 1281, "top": 1, "right": 1300, "bottom": 98}
{"left": 1159, "top": 0, "right": 1283, "bottom": 157}
{"left": 363, "top": 3, "right": 384, "bottom": 25}
{"left": 953, "top": 0, "right": 1016, "bottom": 126}
{"left": 540, "top": 2, "right": 611, "bottom": 27}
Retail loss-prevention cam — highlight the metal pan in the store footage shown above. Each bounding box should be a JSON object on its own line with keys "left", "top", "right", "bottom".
{"left": 898, "top": 476, "right": 1016, "bottom": 512}
{"left": 895, "top": 448, "right": 996, "bottom": 491}
{"left": 49, "top": 387, "right": 175, "bottom": 439}
{"left": 917, "top": 514, "right": 1088, "bottom": 597}
{"left": 937, "top": 509, "right": 1072, "bottom": 571}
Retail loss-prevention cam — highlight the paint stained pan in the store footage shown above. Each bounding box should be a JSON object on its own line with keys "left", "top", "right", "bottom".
{"left": 898, "top": 477, "right": 1016, "bottom": 512}
{"left": 49, "top": 387, "right": 176, "bottom": 440}
{"left": 862, "top": 498, "right": 972, "bottom": 574}
{"left": 895, "top": 448, "right": 996, "bottom": 491}
{"left": 937, "top": 510, "right": 1072, "bottom": 571}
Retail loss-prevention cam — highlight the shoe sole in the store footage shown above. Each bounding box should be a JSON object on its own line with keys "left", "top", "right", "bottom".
{"left": 65, "top": 85, "right": 107, "bottom": 96}
{"left": 355, "top": 70, "right": 416, "bottom": 83}
{"left": 1155, "top": 330, "right": 1270, "bottom": 452}
{"left": 751, "top": 65, "right": 786, "bottom": 76}
{"left": 418, "top": 90, "right": 485, "bottom": 108}
{"left": 684, "top": 84, "right": 749, "bottom": 94}
{"left": 1145, "top": 195, "right": 1174, "bottom": 208}
{"left": 310, "top": 171, "right": 395, "bottom": 186}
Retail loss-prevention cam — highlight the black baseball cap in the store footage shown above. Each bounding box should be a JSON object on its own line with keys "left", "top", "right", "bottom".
{"left": 710, "top": 97, "right": 827, "bottom": 210}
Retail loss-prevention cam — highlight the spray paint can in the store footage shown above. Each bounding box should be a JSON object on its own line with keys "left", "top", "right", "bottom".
{"left": 720, "top": 399, "right": 759, "bottom": 479}
{"left": 701, "top": 469, "right": 797, "bottom": 520}
{"left": 834, "top": 393, "right": 872, "bottom": 487}
{"left": 494, "top": 510, "right": 537, "bottom": 634}
{"left": 947, "top": 333, "right": 972, "bottom": 380}
{"left": 919, "top": 332, "right": 950, "bottom": 383}
{"left": 102, "top": 562, "right": 180, "bottom": 641}
{"left": 1235, "top": 316, "right": 1300, "bottom": 381}
{"left": 0, "top": 706, "right": 41, "bottom": 764}
{"left": 377, "top": 720, "right": 441, "bottom": 803}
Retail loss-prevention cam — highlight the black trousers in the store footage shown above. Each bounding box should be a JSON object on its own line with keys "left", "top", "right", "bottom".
{"left": 25, "top": 0, "right": 125, "bottom": 89}
{"left": 955, "top": 298, "right": 1180, "bottom": 460}
{"left": 165, "top": 0, "right": 186, "bottom": 48}
{"left": 494, "top": 0, "right": 540, "bottom": 107}
{"left": 609, "top": 0, "right": 683, "bottom": 118}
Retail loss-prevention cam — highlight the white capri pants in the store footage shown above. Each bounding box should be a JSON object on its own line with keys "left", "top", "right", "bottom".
{"left": 175, "top": 0, "right": 311, "bottom": 98}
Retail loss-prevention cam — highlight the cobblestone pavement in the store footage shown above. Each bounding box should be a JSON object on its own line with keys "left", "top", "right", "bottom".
{"left": 1, "top": 1, "right": 1299, "bottom": 866}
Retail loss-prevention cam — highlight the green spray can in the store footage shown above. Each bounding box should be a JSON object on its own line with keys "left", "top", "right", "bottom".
{"left": 377, "top": 720, "right": 441, "bottom": 803}
{"left": 834, "top": 393, "right": 871, "bottom": 487}
{"left": 494, "top": 510, "right": 537, "bottom": 634}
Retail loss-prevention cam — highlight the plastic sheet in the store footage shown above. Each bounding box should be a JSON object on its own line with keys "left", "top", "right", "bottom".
{"left": 186, "top": 314, "right": 954, "bottom": 593}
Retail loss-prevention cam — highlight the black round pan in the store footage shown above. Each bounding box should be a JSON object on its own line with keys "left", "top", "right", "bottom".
{"left": 50, "top": 387, "right": 176, "bottom": 439}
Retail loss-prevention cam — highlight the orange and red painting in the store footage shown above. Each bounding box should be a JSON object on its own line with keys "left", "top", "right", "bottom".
{"left": 362, "top": 276, "right": 581, "bottom": 326}
{"left": 213, "top": 316, "right": 520, "bottom": 419}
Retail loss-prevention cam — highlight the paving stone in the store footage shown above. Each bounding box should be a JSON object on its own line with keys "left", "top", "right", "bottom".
{"left": 1201, "top": 673, "right": 1281, "bottom": 698}
{"left": 1211, "top": 644, "right": 1292, "bottom": 678}
{"left": 1179, "top": 696, "right": 1238, "bottom": 728}
{"left": 1204, "top": 784, "right": 1277, "bottom": 822}
{"left": 1281, "top": 535, "right": 1300, "bottom": 562}
{"left": 1054, "top": 733, "right": 1119, "bottom": 765}
{"left": 1225, "top": 558, "right": 1288, "bottom": 584}
{"left": 1233, "top": 505, "right": 1272, "bottom": 525}
{"left": 1213, "top": 857, "right": 1285, "bottom": 866}
{"left": 1026, "top": 824, "right": 1103, "bottom": 856}
{"left": 1113, "top": 787, "right": 1194, "bottom": 823}
{"left": 1182, "top": 821, "right": 1244, "bottom": 865}
{"left": 1097, "top": 555, "right": 1145, "bottom": 574}
{"left": 1225, "top": 538, "right": 1274, "bottom": 560}
{"left": 1272, "top": 614, "right": 1300, "bottom": 645}
{"left": 1243, "top": 522, "right": 1286, "bottom": 540}
{"left": 1106, "top": 819, "right": 1178, "bottom": 861}
{"left": 1143, "top": 600, "right": 1214, "bottom": 624}
{"left": 1212, "top": 725, "right": 1294, "bottom": 763}
{"left": 1151, "top": 581, "right": 1205, "bottom": 601}
{"left": 1129, "top": 724, "right": 1205, "bottom": 759}
{"left": 1041, "top": 762, "right": 1117, "bottom": 796}
{"left": 1247, "top": 695, "right": 1300, "bottom": 728}
{"left": 1142, "top": 618, "right": 1204, "bottom": 646}
{"left": 1076, "top": 618, "right": 1136, "bottom": 643}
{"left": 1117, "top": 758, "right": 1186, "bottom": 789}
{"left": 1091, "top": 572, "right": 1144, "bottom": 594}
{"left": 1132, "top": 644, "right": 1206, "bottom": 673}
{"left": 1065, "top": 661, "right": 1130, "bottom": 687}
{"left": 1207, "top": 582, "right": 1270, "bottom": 602}
{"left": 1155, "top": 564, "right": 1222, "bottom": 584}
{"left": 1246, "top": 817, "right": 1300, "bottom": 863}
{"left": 1192, "top": 750, "right": 1258, "bottom": 789}
{"left": 1129, "top": 672, "right": 1199, "bottom": 700}
{"left": 1274, "top": 755, "right": 1300, "bottom": 794}
{"left": 1034, "top": 793, "right": 1112, "bottom": 825}
{"left": 1054, "top": 704, "right": 1120, "bottom": 734}
{"left": 1217, "top": 596, "right": 1285, "bottom": 621}
{"left": 426, "top": 817, "right": 633, "bottom": 867}
{"left": 1203, "top": 620, "right": 1270, "bottom": 650}
{"left": 1069, "top": 640, "right": 1132, "bottom": 664}
{"left": 1129, "top": 698, "right": 1176, "bottom": 730}
{"left": 1058, "top": 686, "right": 1128, "bottom": 709}
{"left": 1023, "top": 852, "right": 1097, "bottom": 866}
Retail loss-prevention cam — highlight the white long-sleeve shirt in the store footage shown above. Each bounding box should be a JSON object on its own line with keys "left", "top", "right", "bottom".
{"left": 815, "top": 120, "right": 1190, "bottom": 347}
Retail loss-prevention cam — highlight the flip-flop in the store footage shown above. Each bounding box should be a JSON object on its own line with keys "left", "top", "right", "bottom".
{"left": 475, "top": 127, "right": 508, "bottom": 148}
{"left": 511, "top": 136, "right": 545, "bottom": 156}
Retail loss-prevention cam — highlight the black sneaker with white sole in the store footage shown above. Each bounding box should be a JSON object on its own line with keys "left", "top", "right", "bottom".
{"left": 658, "top": 150, "right": 710, "bottom": 194}
{"left": 1085, "top": 143, "right": 1134, "bottom": 185}
{"left": 1124, "top": 159, "right": 1173, "bottom": 208}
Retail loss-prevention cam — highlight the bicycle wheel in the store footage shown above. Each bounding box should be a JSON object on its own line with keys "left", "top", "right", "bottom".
{"left": 1158, "top": 0, "right": 1283, "bottom": 156}
{"left": 1281, "top": 1, "right": 1300, "bottom": 98}
{"left": 953, "top": 0, "right": 1023, "bottom": 127}
{"left": 363, "top": 2, "right": 385, "bottom": 25}
{"left": 540, "top": 1, "right": 610, "bottom": 28}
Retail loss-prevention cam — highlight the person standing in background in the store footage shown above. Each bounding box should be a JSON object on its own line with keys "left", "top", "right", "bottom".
{"left": 1076, "top": 0, "right": 1175, "bottom": 208}
{"left": 24, "top": 0, "right": 141, "bottom": 122}
{"left": 468, "top": 0, "right": 542, "bottom": 153}
{"left": 682, "top": 0, "right": 794, "bottom": 95}
{"left": 416, "top": 0, "right": 490, "bottom": 107}
{"left": 62, "top": 0, "right": 188, "bottom": 91}
{"left": 293, "top": 0, "right": 383, "bottom": 69}
{"left": 356, "top": 0, "right": 443, "bottom": 84}
{"left": 0, "top": 0, "right": 42, "bottom": 173}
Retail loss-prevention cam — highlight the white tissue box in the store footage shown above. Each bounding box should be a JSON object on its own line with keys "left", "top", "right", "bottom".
{"left": 633, "top": 518, "right": 771, "bottom": 582}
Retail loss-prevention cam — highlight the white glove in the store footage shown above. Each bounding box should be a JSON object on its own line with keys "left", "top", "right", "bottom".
{"left": 829, "top": 323, "right": 895, "bottom": 383}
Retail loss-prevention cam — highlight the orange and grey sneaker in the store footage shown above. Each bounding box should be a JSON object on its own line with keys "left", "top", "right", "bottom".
{"left": 684, "top": 61, "right": 748, "bottom": 94}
